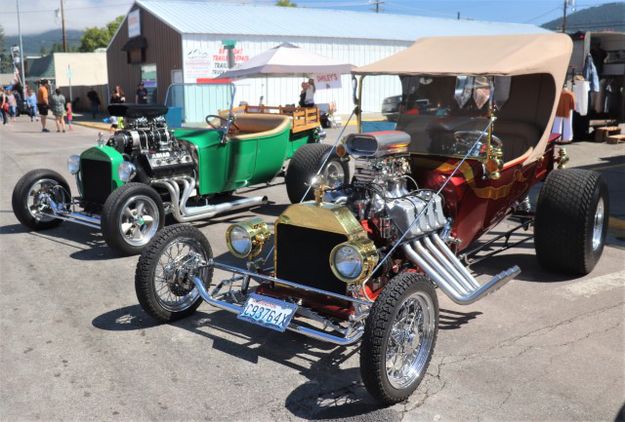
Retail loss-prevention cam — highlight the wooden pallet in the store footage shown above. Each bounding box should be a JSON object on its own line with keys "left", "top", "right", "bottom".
{"left": 594, "top": 126, "right": 621, "bottom": 142}
{"left": 606, "top": 134, "right": 625, "bottom": 144}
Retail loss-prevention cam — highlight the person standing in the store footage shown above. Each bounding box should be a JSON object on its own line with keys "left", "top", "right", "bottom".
{"left": 552, "top": 88, "right": 575, "bottom": 144}
{"left": 0, "top": 88, "right": 8, "bottom": 125}
{"left": 110, "top": 85, "right": 125, "bottom": 104}
{"left": 65, "top": 101, "right": 73, "bottom": 131}
{"left": 109, "top": 85, "right": 125, "bottom": 132}
{"left": 298, "top": 81, "right": 308, "bottom": 107}
{"left": 37, "top": 79, "right": 51, "bottom": 132}
{"left": 7, "top": 90, "right": 17, "bottom": 121}
{"left": 304, "top": 78, "right": 316, "bottom": 107}
{"left": 135, "top": 82, "right": 148, "bottom": 104}
{"left": 86, "top": 87, "right": 101, "bottom": 119}
{"left": 50, "top": 88, "right": 67, "bottom": 133}
{"left": 26, "top": 88, "right": 38, "bottom": 121}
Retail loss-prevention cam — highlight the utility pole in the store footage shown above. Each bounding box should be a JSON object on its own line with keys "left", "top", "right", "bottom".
{"left": 15, "top": 0, "right": 26, "bottom": 98}
{"left": 457, "top": 11, "right": 460, "bottom": 20}
{"left": 369, "top": 0, "right": 384, "bottom": 13}
{"left": 562, "top": 0, "right": 568, "bottom": 33}
{"left": 60, "top": 0, "right": 67, "bottom": 52}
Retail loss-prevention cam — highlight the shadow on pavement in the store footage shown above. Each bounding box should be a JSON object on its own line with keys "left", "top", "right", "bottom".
{"left": 439, "top": 308, "right": 482, "bottom": 330}
{"left": 470, "top": 253, "right": 578, "bottom": 283}
{"left": 91, "top": 304, "right": 399, "bottom": 419}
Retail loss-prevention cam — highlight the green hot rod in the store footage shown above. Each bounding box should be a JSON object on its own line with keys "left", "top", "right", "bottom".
{"left": 11, "top": 83, "right": 348, "bottom": 255}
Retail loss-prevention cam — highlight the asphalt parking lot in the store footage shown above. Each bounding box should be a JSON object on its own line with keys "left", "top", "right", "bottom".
{"left": 1, "top": 119, "right": 624, "bottom": 421}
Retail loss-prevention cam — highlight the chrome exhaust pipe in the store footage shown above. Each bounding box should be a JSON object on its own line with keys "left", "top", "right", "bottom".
{"left": 402, "top": 240, "right": 520, "bottom": 305}
{"left": 152, "top": 177, "right": 268, "bottom": 223}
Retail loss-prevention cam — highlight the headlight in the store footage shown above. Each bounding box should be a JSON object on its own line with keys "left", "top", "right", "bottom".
{"left": 118, "top": 161, "right": 136, "bottom": 182}
{"left": 330, "top": 239, "right": 378, "bottom": 283}
{"left": 226, "top": 218, "right": 270, "bottom": 259}
{"left": 67, "top": 155, "right": 80, "bottom": 174}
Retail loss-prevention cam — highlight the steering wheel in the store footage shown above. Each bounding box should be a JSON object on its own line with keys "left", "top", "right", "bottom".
{"left": 205, "top": 114, "right": 240, "bottom": 131}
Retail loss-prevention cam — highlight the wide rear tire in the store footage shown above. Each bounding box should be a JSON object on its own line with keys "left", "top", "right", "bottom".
{"left": 135, "top": 224, "right": 213, "bottom": 322}
{"left": 101, "top": 182, "right": 165, "bottom": 256}
{"left": 534, "top": 169, "right": 609, "bottom": 275}
{"left": 11, "top": 169, "right": 71, "bottom": 230}
{"left": 285, "top": 143, "right": 349, "bottom": 203}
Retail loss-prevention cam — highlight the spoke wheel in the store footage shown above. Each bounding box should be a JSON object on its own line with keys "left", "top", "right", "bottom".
{"left": 361, "top": 272, "right": 438, "bottom": 405}
{"left": 136, "top": 224, "right": 214, "bottom": 322}
{"left": 385, "top": 291, "right": 436, "bottom": 389}
{"left": 154, "top": 237, "right": 208, "bottom": 312}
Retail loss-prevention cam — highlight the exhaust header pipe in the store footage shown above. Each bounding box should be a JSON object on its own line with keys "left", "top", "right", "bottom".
{"left": 403, "top": 233, "right": 520, "bottom": 305}
{"left": 153, "top": 177, "right": 267, "bottom": 223}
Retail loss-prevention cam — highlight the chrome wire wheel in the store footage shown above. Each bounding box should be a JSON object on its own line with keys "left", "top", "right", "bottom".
{"left": 385, "top": 291, "right": 436, "bottom": 390}
{"left": 154, "top": 237, "right": 208, "bottom": 313}
{"left": 323, "top": 161, "right": 346, "bottom": 188}
{"left": 26, "top": 178, "right": 67, "bottom": 222}
{"left": 592, "top": 197, "right": 605, "bottom": 251}
{"left": 118, "top": 195, "right": 159, "bottom": 247}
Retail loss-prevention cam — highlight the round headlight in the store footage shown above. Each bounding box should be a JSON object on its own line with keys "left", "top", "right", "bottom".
{"left": 330, "top": 240, "right": 378, "bottom": 284}
{"left": 331, "top": 244, "right": 363, "bottom": 281}
{"left": 67, "top": 155, "right": 80, "bottom": 175}
{"left": 118, "top": 161, "right": 136, "bottom": 182}
{"left": 226, "top": 225, "right": 253, "bottom": 258}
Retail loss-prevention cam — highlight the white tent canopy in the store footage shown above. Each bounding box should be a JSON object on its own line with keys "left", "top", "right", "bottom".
{"left": 218, "top": 43, "right": 354, "bottom": 79}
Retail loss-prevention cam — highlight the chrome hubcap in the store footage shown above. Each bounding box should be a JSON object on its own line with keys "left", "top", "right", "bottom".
{"left": 118, "top": 195, "right": 159, "bottom": 247}
{"left": 592, "top": 197, "right": 605, "bottom": 251}
{"left": 385, "top": 291, "right": 436, "bottom": 389}
{"left": 155, "top": 238, "right": 207, "bottom": 312}
{"left": 27, "top": 178, "right": 67, "bottom": 222}
{"left": 323, "top": 161, "right": 345, "bottom": 188}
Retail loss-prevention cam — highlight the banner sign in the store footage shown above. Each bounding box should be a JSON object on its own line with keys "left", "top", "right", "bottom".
{"left": 183, "top": 46, "right": 249, "bottom": 82}
{"left": 128, "top": 9, "right": 141, "bottom": 38}
{"left": 314, "top": 73, "right": 341, "bottom": 90}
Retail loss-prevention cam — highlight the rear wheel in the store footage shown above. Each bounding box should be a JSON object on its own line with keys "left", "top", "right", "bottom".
{"left": 135, "top": 224, "right": 213, "bottom": 322}
{"left": 11, "top": 169, "right": 71, "bottom": 230}
{"left": 101, "top": 183, "right": 164, "bottom": 256}
{"left": 360, "top": 272, "right": 439, "bottom": 405}
{"left": 534, "top": 169, "right": 609, "bottom": 275}
{"left": 285, "top": 143, "right": 349, "bottom": 203}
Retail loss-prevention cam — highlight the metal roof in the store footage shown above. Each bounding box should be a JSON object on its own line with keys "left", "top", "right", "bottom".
{"left": 135, "top": 0, "right": 549, "bottom": 42}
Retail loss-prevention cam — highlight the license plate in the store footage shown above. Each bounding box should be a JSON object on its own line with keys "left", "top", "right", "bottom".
{"left": 237, "top": 293, "right": 298, "bottom": 333}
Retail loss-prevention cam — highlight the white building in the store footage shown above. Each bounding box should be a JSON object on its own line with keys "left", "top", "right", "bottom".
{"left": 108, "top": 0, "right": 549, "bottom": 114}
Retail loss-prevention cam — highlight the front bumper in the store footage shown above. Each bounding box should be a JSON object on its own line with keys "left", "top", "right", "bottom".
{"left": 193, "top": 260, "right": 372, "bottom": 346}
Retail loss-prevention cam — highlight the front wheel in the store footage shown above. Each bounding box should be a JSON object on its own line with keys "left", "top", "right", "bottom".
{"left": 534, "top": 169, "right": 609, "bottom": 275}
{"left": 101, "top": 182, "right": 165, "bottom": 256}
{"left": 360, "top": 272, "right": 439, "bottom": 405}
{"left": 11, "top": 169, "right": 71, "bottom": 230}
{"left": 285, "top": 143, "right": 349, "bottom": 203}
{"left": 135, "top": 224, "right": 213, "bottom": 322}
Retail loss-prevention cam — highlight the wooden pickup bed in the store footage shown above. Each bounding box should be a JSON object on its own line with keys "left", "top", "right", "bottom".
{"left": 231, "top": 104, "right": 320, "bottom": 134}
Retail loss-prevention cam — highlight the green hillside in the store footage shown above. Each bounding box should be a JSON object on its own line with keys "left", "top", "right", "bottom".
{"left": 5, "top": 29, "right": 83, "bottom": 55}
{"left": 542, "top": 2, "right": 625, "bottom": 32}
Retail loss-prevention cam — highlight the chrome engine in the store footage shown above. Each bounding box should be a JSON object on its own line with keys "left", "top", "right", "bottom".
{"left": 107, "top": 115, "right": 195, "bottom": 179}
{"left": 336, "top": 131, "right": 447, "bottom": 242}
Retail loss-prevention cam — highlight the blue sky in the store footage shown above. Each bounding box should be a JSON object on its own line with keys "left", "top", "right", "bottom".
{"left": 1, "top": 0, "right": 621, "bottom": 35}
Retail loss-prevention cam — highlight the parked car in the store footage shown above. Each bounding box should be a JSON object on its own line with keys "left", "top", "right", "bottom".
{"left": 11, "top": 83, "right": 347, "bottom": 255}
{"left": 134, "top": 34, "right": 608, "bottom": 404}
{"left": 382, "top": 94, "right": 430, "bottom": 121}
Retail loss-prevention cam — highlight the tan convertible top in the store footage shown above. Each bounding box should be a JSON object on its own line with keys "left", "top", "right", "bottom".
{"left": 353, "top": 34, "right": 572, "bottom": 78}
{"left": 354, "top": 34, "right": 573, "bottom": 164}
